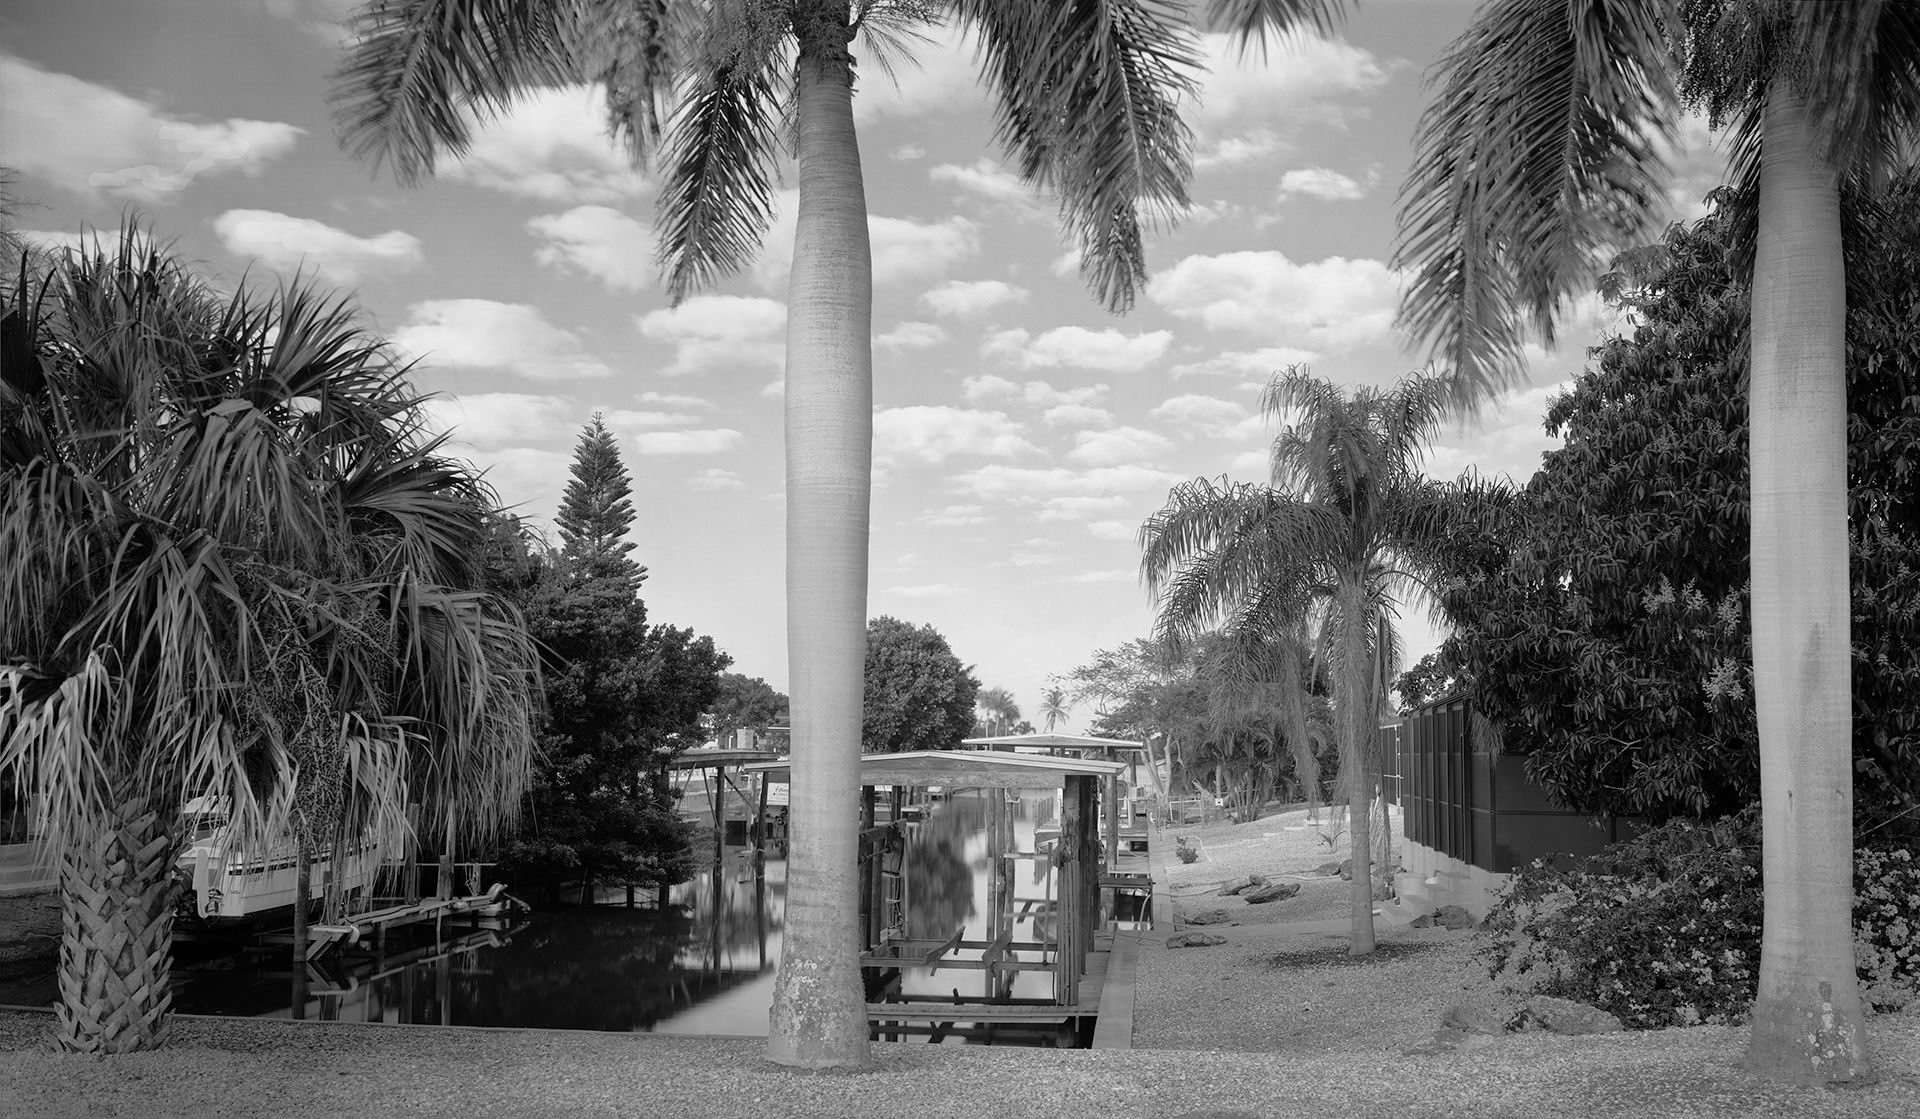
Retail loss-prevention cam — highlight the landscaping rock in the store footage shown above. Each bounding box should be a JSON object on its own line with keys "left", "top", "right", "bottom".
{"left": 1313, "top": 859, "right": 1350, "bottom": 878}
{"left": 1434, "top": 904, "right": 1477, "bottom": 930}
{"left": 1441, "top": 1003, "right": 1513, "bottom": 1035}
{"left": 1241, "top": 881, "right": 1300, "bottom": 904}
{"left": 1403, "top": 1026, "right": 1503, "bottom": 1056}
{"left": 1523, "top": 995, "right": 1623, "bottom": 1035}
{"left": 1182, "top": 908, "right": 1232, "bottom": 926}
{"left": 1165, "top": 932, "right": 1228, "bottom": 949}
{"left": 1217, "top": 874, "right": 1263, "bottom": 896}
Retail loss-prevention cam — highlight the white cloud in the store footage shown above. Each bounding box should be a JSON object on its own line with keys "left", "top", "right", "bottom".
{"left": 395, "top": 301, "right": 612, "bottom": 381}
{"left": 1069, "top": 426, "right": 1174, "bottom": 466}
{"left": 875, "top": 321, "right": 949, "bottom": 350}
{"left": 1193, "top": 33, "right": 1391, "bottom": 129}
{"left": 688, "top": 468, "right": 745, "bottom": 491}
{"left": 1086, "top": 520, "right": 1137, "bottom": 542}
{"left": 1149, "top": 251, "right": 1397, "bottom": 351}
{"left": 1007, "top": 551, "right": 1061, "bottom": 568}
{"left": 1195, "top": 132, "right": 1294, "bottom": 172}
{"left": 887, "top": 584, "right": 963, "bottom": 598}
{"left": 528, "top": 205, "right": 652, "bottom": 290}
{"left": 750, "top": 190, "right": 978, "bottom": 288}
{"left": 874, "top": 406, "right": 1037, "bottom": 466}
{"left": 1048, "top": 569, "right": 1136, "bottom": 585}
{"left": 1168, "top": 345, "right": 1321, "bottom": 379}
{"left": 892, "top": 145, "right": 926, "bottom": 161}
{"left": 1152, "top": 394, "right": 1253, "bottom": 431}
{"left": 1038, "top": 495, "right": 1129, "bottom": 522}
{"left": 444, "top": 85, "right": 645, "bottom": 203}
{"left": 415, "top": 392, "right": 579, "bottom": 451}
{"left": 917, "top": 505, "right": 989, "bottom": 527}
{"left": 212, "top": 210, "right": 422, "bottom": 284}
{"left": 929, "top": 159, "right": 1044, "bottom": 214}
{"left": 636, "top": 295, "right": 787, "bottom": 376}
{"left": 638, "top": 390, "right": 710, "bottom": 409}
{"left": 951, "top": 463, "right": 1185, "bottom": 500}
{"left": 961, "top": 376, "right": 1106, "bottom": 409}
{"left": 1042, "top": 403, "right": 1115, "bottom": 428}
{"left": 1276, "top": 167, "right": 1377, "bottom": 202}
{"left": 1422, "top": 381, "right": 1568, "bottom": 486}
{"left": 16, "top": 229, "right": 95, "bottom": 256}
{"left": 633, "top": 429, "right": 745, "bottom": 456}
{"left": 855, "top": 23, "right": 985, "bottom": 122}
{"left": 922, "top": 279, "right": 1028, "bottom": 317}
{"left": 1013, "top": 326, "right": 1174, "bottom": 373}
{"left": 1, "top": 54, "right": 301, "bottom": 202}
{"left": 599, "top": 408, "right": 698, "bottom": 432}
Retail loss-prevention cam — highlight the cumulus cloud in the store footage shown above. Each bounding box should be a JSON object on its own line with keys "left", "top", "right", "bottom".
{"left": 854, "top": 22, "right": 985, "bottom": 122}
{"left": 1148, "top": 251, "right": 1397, "bottom": 351}
{"left": 961, "top": 376, "right": 1106, "bottom": 409}
{"left": 415, "top": 392, "right": 579, "bottom": 451}
{"left": 1168, "top": 345, "right": 1321, "bottom": 379}
{"left": 1038, "top": 495, "right": 1129, "bottom": 522}
{"left": 688, "top": 468, "right": 745, "bottom": 491}
{"left": 1013, "top": 326, "right": 1174, "bottom": 373}
{"left": 443, "top": 85, "right": 645, "bottom": 203}
{"left": 395, "top": 301, "right": 613, "bottom": 381}
{"left": 1193, "top": 33, "right": 1391, "bottom": 129}
{"left": 528, "top": 205, "right": 652, "bottom": 290}
{"left": 638, "top": 390, "right": 710, "bottom": 409}
{"left": 2, "top": 54, "right": 301, "bottom": 202}
{"left": 929, "top": 159, "right": 1045, "bottom": 214}
{"left": 633, "top": 429, "right": 745, "bottom": 456}
{"left": 1043, "top": 403, "right": 1114, "bottom": 428}
{"left": 1422, "top": 381, "right": 1568, "bottom": 486}
{"left": 1086, "top": 520, "right": 1137, "bottom": 542}
{"left": 951, "top": 463, "right": 1185, "bottom": 500}
{"left": 887, "top": 584, "right": 962, "bottom": 598}
{"left": 636, "top": 295, "right": 787, "bottom": 376}
{"left": 1070, "top": 426, "right": 1173, "bottom": 466}
{"left": 922, "top": 279, "right": 1028, "bottom": 317}
{"left": 1048, "top": 569, "right": 1136, "bottom": 585}
{"left": 1275, "top": 167, "right": 1377, "bottom": 202}
{"left": 875, "top": 321, "right": 949, "bottom": 350}
{"left": 917, "top": 505, "right": 989, "bottom": 527}
{"left": 212, "top": 210, "right": 421, "bottom": 284}
{"left": 1152, "top": 393, "right": 1253, "bottom": 431}
{"left": 875, "top": 406, "right": 1037, "bottom": 466}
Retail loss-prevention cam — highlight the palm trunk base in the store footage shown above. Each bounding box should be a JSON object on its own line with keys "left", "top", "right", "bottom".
{"left": 1745, "top": 991, "right": 1875, "bottom": 1086}
{"left": 52, "top": 801, "right": 175, "bottom": 1054}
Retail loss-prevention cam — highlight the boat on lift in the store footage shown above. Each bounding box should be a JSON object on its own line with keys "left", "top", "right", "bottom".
{"left": 172, "top": 796, "right": 385, "bottom": 927}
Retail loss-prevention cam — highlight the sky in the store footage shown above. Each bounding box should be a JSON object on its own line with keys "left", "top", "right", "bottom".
{"left": 1, "top": 0, "right": 1729, "bottom": 731}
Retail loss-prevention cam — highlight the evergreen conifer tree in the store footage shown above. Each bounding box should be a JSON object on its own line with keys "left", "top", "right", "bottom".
{"left": 555, "top": 413, "right": 646, "bottom": 587}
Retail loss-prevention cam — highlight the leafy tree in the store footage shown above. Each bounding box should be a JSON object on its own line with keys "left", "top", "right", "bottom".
{"left": 1415, "top": 192, "right": 1920, "bottom": 835}
{"left": 862, "top": 616, "right": 978, "bottom": 754}
{"left": 710, "top": 672, "right": 788, "bottom": 751}
{"left": 1393, "top": 0, "right": 1920, "bottom": 1080}
{"left": 0, "top": 227, "right": 539, "bottom": 1052}
{"left": 1143, "top": 370, "right": 1463, "bottom": 955}
{"left": 555, "top": 413, "right": 647, "bottom": 588}
{"left": 330, "top": 0, "right": 1348, "bottom": 1068}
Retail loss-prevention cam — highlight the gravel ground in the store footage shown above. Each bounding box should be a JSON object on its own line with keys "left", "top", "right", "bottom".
{"left": 4, "top": 807, "right": 1916, "bottom": 1118}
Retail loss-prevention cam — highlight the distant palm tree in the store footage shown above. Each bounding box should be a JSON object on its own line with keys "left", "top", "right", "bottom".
{"left": 1143, "top": 369, "right": 1456, "bottom": 955}
{"left": 1391, "top": 0, "right": 1920, "bottom": 1081}
{"left": 0, "top": 227, "right": 540, "bottom": 1053}
{"left": 1038, "top": 684, "right": 1071, "bottom": 734}
{"left": 976, "top": 686, "right": 1021, "bottom": 739}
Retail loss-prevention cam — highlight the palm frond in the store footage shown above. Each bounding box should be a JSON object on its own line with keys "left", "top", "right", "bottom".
{"left": 1395, "top": 0, "right": 1681, "bottom": 412}
{"left": 956, "top": 0, "right": 1203, "bottom": 312}
{"left": 573, "top": 0, "right": 690, "bottom": 167}
{"left": 1201, "top": 0, "right": 1352, "bottom": 43}
{"left": 331, "top": 0, "right": 579, "bottom": 185}
{"left": 654, "top": 49, "right": 786, "bottom": 303}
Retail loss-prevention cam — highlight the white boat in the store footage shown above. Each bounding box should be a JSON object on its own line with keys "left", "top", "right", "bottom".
{"left": 173, "top": 797, "right": 386, "bottom": 926}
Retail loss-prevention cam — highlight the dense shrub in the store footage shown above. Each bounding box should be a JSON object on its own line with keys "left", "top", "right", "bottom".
{"left": 1480, "top": 813, "right": 1920, "bottom": 1028}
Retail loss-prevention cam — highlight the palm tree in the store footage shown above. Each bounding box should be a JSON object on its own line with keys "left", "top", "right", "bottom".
{"left": 976, "top": 685, "right": 1020, "bottom": 739}
{"left": 0, "top": 227, "right": 540, "bottom": 1053}
{"left": 1391, "top": 0, "right": 1920, "bottom": 1082}
{"left": 1143, "top": 369, "right": 1454, "bottom": 954}
{"left": 329, "top": 0, "right": 1360, "bottom": 1067}
{"left": 1038, "top": 683, "right": 1071, "bottom": 733}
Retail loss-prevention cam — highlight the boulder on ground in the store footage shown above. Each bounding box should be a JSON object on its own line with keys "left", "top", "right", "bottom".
{"left": 1165, "top": 932, "right": 1228, "bottom": 949}
{"left": 1312, "top": 859, "right": 1350, "bottom": 878}
{"left": 1523, "top": 995, "right": 1623, "bottom": 1035}
{"left": 1217, "top": 874, "right": 1264, "bottom": 896}
{"left": 1434, "top": 904, "right": 1477, "bottom": 930}
{"left": 1182, "top": 908, "right": 1232, "bottom": 926}
{"left": 1403, "top": 1026, "right": 1503, "bottom": 1056}
{"left": 1241, "top": 881, "right": 1300, "bottom": 904}
{"left": 1441, "top": 1003, "right": 1514, "bottom": 1035}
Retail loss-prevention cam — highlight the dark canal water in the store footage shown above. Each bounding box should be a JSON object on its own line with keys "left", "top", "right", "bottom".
{"left": 0, "top": 789, "right": 1132, "bottom": 1038}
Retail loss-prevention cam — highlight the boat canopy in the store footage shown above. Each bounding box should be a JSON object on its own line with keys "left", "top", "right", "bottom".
{"left": 743, "top": 750, "right": 1126, "bottom": 790}
{"left": 957, "top": 732, "right": 1145, "bottom": 753}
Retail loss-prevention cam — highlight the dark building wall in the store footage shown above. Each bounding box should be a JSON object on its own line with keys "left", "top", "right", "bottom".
{"left": 1398, "top": 697, "right": 1636, "bottom": 873}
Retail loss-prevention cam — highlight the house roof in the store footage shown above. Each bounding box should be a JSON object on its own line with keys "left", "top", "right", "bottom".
{"left": 743, "top": 750, "right": 1127, "bottom": 790}
{"left": 957, "top": 732, "right": 1145, "bottom": 751}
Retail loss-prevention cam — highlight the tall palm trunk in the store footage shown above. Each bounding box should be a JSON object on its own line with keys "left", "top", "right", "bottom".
{"left": 1742, "top": 79, "right": 1873, "bottom": 1084}
{"left": 1340, "top": 583, "right": 1375, "bottom": 955}
{"left": 52, "top": 793, "right": 174, "bottom": 1053}
{"left": 767, "top": 5, "right": 873, "bottom": 1071}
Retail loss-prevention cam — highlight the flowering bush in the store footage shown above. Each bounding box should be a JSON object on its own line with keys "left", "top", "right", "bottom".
{"left": 1480, "top": 809, "right": 1920, "bottom": 1028}
{"left": 1856, "top": 845, "right": 1920, "bottom": 1012}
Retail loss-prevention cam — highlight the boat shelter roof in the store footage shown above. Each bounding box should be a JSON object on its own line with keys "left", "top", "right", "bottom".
{"left": 958, "top": 732, "right": 1145, "bottom": 752}
{"left": 667, "top": 748, "right": 784, "bottom": 771}
{"left": 744, "top": 750, "right": 1127, "bottom": 790}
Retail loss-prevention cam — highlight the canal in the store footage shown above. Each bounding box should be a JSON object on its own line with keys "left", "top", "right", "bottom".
{"left": 0, "top": 788, "right": 1139, "bottom": 1040}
